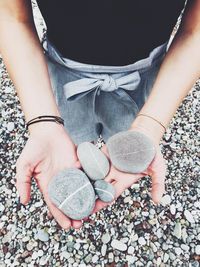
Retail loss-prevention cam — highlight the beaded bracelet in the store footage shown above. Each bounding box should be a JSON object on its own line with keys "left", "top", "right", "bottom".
{"left": 136, "top": 113, "right": 166, "bottom": 132}
{"left": 26, "top": 115, "right": 64, "bottom": 130}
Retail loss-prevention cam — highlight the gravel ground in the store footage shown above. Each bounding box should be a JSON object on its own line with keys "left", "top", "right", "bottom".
{"left": 0, "top": 2, "right": 199, "bottom": 266}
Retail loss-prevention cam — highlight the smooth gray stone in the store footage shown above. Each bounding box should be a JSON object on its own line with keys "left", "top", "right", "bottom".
{"left": 106, "top": 130, "right": 156, "bottom": 173}
{"left": 77, "top": 142, "right": 110, "bottom": 181}
{"left": 48, "top": 167, "right": 96, "bottom": 220}
{"left": 94, "top": 180, "right": 115, "bottom": 202}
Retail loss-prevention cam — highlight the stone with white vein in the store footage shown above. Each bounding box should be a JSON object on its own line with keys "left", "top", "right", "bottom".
{"left": 48, "top": 167, "right": 96, "bottom": 220}
{"left": 106, "top": 130, "right": 156, "bottom": 173}
{"left": 94, "top": 180, "right": 115, "bottom": 202}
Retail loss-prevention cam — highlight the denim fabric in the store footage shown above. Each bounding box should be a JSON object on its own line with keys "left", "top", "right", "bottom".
{"left": 42, "top": 36, "right": 169, "bottom": 145}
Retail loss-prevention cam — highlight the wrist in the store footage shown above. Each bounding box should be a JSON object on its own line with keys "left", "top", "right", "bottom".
{"left": 28, "top": 120, "right": 67, "bottom": 137}
{"left": 129, "top": 114, "right": 165, "bottom": 145}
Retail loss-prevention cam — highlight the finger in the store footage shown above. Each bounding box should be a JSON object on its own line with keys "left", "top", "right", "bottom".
{"left": 150, "top": 149, "right": 167, "bottom": 204}
{"left": 15, "top": 162, "right": 33, "bottom": 205}
{"left": 42, "top": 190, "right": 73, "bottom": 230}
{"left": 71, "top": 219, "right": 83, "bottom": 229}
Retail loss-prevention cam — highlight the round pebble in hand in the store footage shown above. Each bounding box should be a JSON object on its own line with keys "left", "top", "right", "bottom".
{"left": 48, "top": 167, "right": 96, "bottom": 220}
{"left": 106, "top": 130, "right": 156, "bottom": 173}
{"left": 94, "top": 180, "right": 115, "bottom": 202}
{"left": 77, "top": 142, "right": 110, "bottom": 181}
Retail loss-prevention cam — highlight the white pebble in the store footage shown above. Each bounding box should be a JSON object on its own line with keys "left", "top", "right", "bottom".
{"left": 6, "top": 122, "right": 15, "bottom": 132}
{"left": 194, "top": 201, "right": 200, "bottom": 208}
{"left": 181, "top": 244, "right": 189, "bottom": 251}
{"left": 138, "top": 237, "right": 146, "bottom": 246}
{"left": 61, "top": 251, "right": 70, "bottom": 259}
{"left": 108, "top": 252, "right": 114, "bottom": 261}
{"left": 111, "top": 239, "right": 127, "bottom": 251}
{"left": 36, "top": 229, "right": 49, "bottom": 242}
{"left": 126, "top": 255, "right": 135, "bottom": 264}
{"left": 163, "top": 253, "right": 169, "bottom": 263}
{"left": 5, "top": 87, "right": 13, "bottom": 93}
{"left": 160, "top": 194, "right": 171, "bottom": 206}
{"left": 128, "top": 246, "right": 135, "bottom": 254}
{"left": 37, "top": 250, "right": 44, "bottom": 257}
{"left": 32, "top": 251, "right": 38, "bottom": 260}
{"left": 184, "top": 210, "right": 195, "bottom": 223}
{"left": 92, "top": 255, "right": 99, "bottom": 263}
{"left": 131, "top": 234, "right": 138, "bottom": 242}
{"left": 174, "top": 247, "right": 182, "bottom": 256}
{"left": 101, "top": 233, "right": 111, "bottom": 244}
{"left": 195, "top": 245, "right": 200, "bottom": 255}
{"left": 170, "top": 204, "right": 176, "bottom": 215}
{"left": 172, "top": 222, "right": 182, "bottom": 239}
{"left": 101, "top": 244, "right": 107, "bottom": 256}
{"left": 0, "top": 203, "right": 5, "bottom": 212}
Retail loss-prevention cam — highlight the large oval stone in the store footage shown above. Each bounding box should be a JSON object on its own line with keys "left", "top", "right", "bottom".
{"left": 48, "top": 167, "right": 96, "bottom": 220}
{"left": 106, "top": 130, "right": 156, "bottom": 173}
{"left": 94, "top": 180, "right": 115, "bottom": 202}
{"left": 77, "top": 142, "right": 110, "bottom": 181}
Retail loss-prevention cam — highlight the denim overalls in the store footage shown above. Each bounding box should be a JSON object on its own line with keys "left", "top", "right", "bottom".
{"left": 42, "top": 34, "right": 170, "bottom": 145}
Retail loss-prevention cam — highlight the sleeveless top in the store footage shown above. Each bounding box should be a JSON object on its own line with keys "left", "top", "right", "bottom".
{"left": 36, "top": 0, "right": 186, "bottom": 66}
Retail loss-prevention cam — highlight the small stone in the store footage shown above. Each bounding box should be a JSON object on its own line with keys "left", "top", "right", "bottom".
{"left": 84, "top": 254, "right": 92, "bottom": 264}
{"left": 5, "top": 86, "right": 13, "bottom": 93}
{"left": 101, "top": 244, "right": 107, "bottom": 256}
{"left": 174, "top": 247, "right": 182, "bottom": 256}
{"left": 184, "top": 210, "right": 195, "bottom": 223}
{"left": 138, "top": 237, "right": 146, "bottom": 246}
{"left": 195, "top": 245, "right": 200, "bottom": 255}
{"left": 111, "top": 239, "right": 127, "bottom": 251}
{"left": 37, "top": 250, "right": 44, "bottom": 257}
{"left": 101, "top": 233, "right": 111, "bottom": 244}
{"left": 48, "top": 167, "right": 96, "bottom": 220}
{"left": 94, "top": 180, "right": 115, "bottom": 202}
{"left": 25, "top": 218, "right": 32, "bottom": 229}
{"left": 35, "top": 229, "right": 49, "bottom": 242}
{"left": 6, "top": 122, "right": 15, "bottom": 132}
{"left": 181, "top": 244, "right": 189, "bottom": 251}
{"left": 61, "top": 251, "right": 70, "bottom": 259}
{"left": 108, "top": 252, "right": 114, "bottom": 261}
{"left": 170, "top": 204, "right": 176, "bottom": 215}
{"left": 128, "top": 246, "right": 135, "bottom": 254}
{"left": 32, "top": 251, "right": 38, "bottom": 260}
{"left": 92, "top": 255, "right": 99, "bottom": 263}
{"left": 106, "top": 130, "right": 156, "bottom": 173}
{"left": 131, "top": 234, "right": 138, "bottom": 242}
{"left": 163, "top": 253, "right": 169, "bottom": 263}
{"left": 169, "top": 252, "right": 176, "bottom": 261}
{"left": 160, "top": 194, "right": 171, "bottom": 206}
{"left": 0, "top": 203, "right": 5, "bottom": 212}
{"left": 172, "top": 222, "right": 182, "bottom": 239}
{"left": 77, "top": 142, "right": 110, "bottom": 181}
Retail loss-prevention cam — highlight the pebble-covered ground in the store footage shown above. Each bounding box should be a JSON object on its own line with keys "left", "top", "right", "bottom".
{"left": 0, "top": 1, "right": 199, "bottom": 266}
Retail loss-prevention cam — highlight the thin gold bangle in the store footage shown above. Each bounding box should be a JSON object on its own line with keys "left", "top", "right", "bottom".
{"left": 136, "top": 113, "right": 167, "bottom": 132}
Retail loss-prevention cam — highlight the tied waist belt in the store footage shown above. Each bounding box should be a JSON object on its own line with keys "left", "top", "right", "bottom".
{"left": 63, "top": 72, "right": 141, "bottom": 101}
{"left": 42, "top": 36, "right": 167, "bottom": 102}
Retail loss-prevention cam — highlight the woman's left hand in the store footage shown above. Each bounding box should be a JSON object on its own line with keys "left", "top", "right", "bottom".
{"left": 89, "top": 129, "right": 167, "bottom": 216}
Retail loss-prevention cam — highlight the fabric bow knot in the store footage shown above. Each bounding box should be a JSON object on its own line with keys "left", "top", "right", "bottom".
{"left": 63, "top": 71, "right": 141, "bottom": 101}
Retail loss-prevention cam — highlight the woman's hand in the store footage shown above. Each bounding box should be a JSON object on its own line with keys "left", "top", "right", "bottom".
{"left": 90, "top": 126, "right": 167, "bottom": 215}
{"left": 15, "top": 123, "right": 84, "bottom": 230}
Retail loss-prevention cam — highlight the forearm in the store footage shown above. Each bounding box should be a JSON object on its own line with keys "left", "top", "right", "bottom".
{"left": 0, "top": 18, "right": 62, "bottom": 133}
{"left": 130, "top": 30, "right": 200, "bottom": 144}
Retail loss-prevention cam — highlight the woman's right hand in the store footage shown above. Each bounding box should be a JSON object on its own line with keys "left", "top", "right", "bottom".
{"left": 15, "top": 122, "right": 83, "bottom": 230}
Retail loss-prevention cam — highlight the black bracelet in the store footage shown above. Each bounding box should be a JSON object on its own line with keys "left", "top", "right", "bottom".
{"left": 26, "top": 115, "right": 64, "bottom": 130}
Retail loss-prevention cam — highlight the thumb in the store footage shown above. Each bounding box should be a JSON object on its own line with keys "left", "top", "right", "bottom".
{"left": 15, "top": 161, "right": 33, "bottom": 205}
